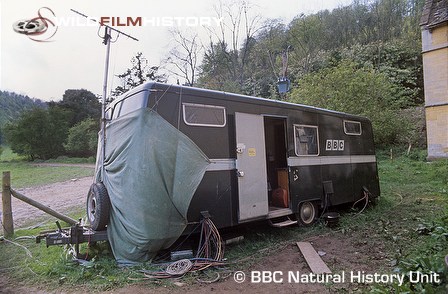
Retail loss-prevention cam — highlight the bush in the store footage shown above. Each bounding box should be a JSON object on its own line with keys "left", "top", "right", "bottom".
{"left": 289, "top": 61, "right": 413, "bottom": 147}
{"left": 64, "top": 118, "right": 99, "bottom": 157}
{"left": 3, "top": 107, "right": 70, "bottom": 160}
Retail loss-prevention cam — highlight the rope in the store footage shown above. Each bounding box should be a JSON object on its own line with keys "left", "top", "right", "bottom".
{"left": 2, "top": 237, "right": 33, "bottom": 258}
{"left": 138, "top": 217, "right": 225, "bottom": 279}
{"left": 352, "top": 190, "right": 370, "bottom": 217}
{"left": 165, "top": 259, "right": 193, "bottom": 276}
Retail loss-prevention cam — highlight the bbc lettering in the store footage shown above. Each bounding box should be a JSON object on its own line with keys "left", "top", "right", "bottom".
{"left": 326, "top": 139, "right": 344, "bottom": 151}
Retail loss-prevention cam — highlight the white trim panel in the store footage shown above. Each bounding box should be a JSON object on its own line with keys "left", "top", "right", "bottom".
{"left": 288, "top": 155, "right": 376, "bottom": 167}
{"left": 205, "top": 155, "right": 376, "bottom": 171}
{"left": 206, "top": 158, "right": 236, "bottom": 171}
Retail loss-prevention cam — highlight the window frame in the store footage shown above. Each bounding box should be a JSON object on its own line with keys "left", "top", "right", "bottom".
{"left": 111, "top": 101, "right": 122, "bottom": 120}
{"left": 111, "top": 90, "right": 148, "bottom": 120}
{"left": 182, "top": 102, "right": 227, "bottom": 127}
{"left": 293, "top": 124, "right": 320, "bottom": 157}
{"left": 343, "top": 120, "right": 362, "bottom": 136}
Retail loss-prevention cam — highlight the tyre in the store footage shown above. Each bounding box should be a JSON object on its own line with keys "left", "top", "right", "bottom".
{"left": 297, "top": 201, "right": 318, "bottom": 226}
{"left": 86, "top": 182, "right": 111, "bottom": 230}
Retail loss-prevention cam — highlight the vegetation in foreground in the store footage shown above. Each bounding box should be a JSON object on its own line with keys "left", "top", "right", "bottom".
{"left": 0, "top": 151, "right": 446, "bottom": 292}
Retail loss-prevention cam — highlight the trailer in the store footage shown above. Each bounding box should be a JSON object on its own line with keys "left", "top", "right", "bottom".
{"left": 85, "top": 82, "right": 380, "bottom": 263}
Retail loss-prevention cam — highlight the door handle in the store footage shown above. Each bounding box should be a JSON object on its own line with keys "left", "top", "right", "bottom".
{"left": 237, "top": 170, "right": 245, "bottom": 177}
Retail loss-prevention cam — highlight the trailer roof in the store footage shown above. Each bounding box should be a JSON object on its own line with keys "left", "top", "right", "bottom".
{"left": 114, "top": 82, "right": 371, "bottom": 122}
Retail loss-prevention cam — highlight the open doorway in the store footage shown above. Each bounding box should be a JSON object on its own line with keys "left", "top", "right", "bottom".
{"left": 264, "top": 116, "right": 288, "bottom": 211}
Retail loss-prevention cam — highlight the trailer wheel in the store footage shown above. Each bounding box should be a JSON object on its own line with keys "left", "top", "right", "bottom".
{"left": 86, "top": 182, "right": 111, "bottom": 231}
{"left": 297, "top": 201, "right": 318, "bottom": 226}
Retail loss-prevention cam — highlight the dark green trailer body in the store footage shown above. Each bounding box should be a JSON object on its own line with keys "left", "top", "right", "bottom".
{"left": 96, "top": 82, "right": 380, "bottom": 263}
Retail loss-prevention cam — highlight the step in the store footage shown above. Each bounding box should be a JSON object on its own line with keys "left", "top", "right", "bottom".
{"left": 269, "top": 218, "right": 298, "bottom": 228}
{"left": 267, "top": 207, "right": 293, "bottom": 219}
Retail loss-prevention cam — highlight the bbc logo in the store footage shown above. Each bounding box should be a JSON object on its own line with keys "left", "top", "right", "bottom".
{"left": 326, "top": 139, "right": 344, "bottom": 151}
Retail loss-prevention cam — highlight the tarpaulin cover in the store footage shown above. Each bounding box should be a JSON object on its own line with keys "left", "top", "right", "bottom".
{"left": 95, "top": 108, "right": 210, "bottom": 264}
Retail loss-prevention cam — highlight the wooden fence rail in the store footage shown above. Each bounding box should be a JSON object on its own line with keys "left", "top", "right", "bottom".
{"left": 2, "top": 171, "right": 78, "bottom": 237}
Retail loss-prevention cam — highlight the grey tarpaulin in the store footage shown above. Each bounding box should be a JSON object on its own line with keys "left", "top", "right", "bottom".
{"left": 95, "top": 108, "right": 210, "bottom": 264}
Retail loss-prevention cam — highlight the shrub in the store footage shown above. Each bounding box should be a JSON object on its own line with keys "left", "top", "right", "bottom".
{"left": 64, "top": 118, "right": 99, "bottom": 157}
{"left": 289, "top": 61, "right": 414, "bottom": 147}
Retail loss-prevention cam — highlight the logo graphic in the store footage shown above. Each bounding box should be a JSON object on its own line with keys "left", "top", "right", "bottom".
{"left": 13, "top": 7, "right": 58, "bottom": 42}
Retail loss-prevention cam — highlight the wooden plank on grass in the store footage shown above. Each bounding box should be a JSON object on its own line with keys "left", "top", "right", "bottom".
{"left": 296, "top": 241, "right": 331, "bottom": 274}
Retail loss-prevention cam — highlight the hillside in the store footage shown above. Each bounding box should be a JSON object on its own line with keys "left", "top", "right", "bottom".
{"left": 0, "top": 91, "right": 46, "bottom": 127}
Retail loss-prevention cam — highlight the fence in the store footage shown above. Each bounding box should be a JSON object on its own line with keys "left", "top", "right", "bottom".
{"left": 1, "top": 171, "right": 77, "bottom": 237}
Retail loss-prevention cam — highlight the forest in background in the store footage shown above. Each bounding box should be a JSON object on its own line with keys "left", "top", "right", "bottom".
{"left": 194, "top": 0, "right": 426, "bottom": 146}
{"left": 1, "top": 0, "right": 428, "bottom": 160}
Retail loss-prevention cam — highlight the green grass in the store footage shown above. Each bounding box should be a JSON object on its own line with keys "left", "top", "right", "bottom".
{"left": 0, "top": 161, "right": 94, "bottom": 189}
{"left": 0, "top": 151, "right": 447, "bottom": 292}
{"left": 39, "top": 156, "right": 96, "bottom": 164}
{"left": 0, "top": 146, "right": 94, "bottom": 189}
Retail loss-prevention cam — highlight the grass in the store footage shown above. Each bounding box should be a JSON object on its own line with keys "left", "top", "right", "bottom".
{"left": 0, "top": 161, "right": 94, "bottom": 189}
{"left": 0, "top": 146, "right": 94, "bottom": 189}
{"left": 0, "top": 150, "right": 447, "bottom": 292}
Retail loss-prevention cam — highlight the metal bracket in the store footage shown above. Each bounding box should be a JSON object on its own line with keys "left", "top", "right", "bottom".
{"left": 36, "top": 223, "right": 108, "bottom": 259}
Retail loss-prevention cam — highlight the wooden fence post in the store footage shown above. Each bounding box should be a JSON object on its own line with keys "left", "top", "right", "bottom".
{"left": 2, "top": 171, "right": 14, "bottom": 237}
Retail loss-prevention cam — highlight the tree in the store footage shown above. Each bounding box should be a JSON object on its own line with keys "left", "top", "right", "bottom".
{"left": 0, "top": 90, "right": 46, "bottom": 127}
{"left": 233, "top": 19, "right": 288, "bottom": 97}
{"left": 164, "top": 29, "right": 202, "bottom": 86}
{"left": 335, "top": 40, "right": 423, "bottom": 105}
{"left": 3, "top": 107, "right": 70, "bottom": 160}
{"left": 289, "top": 60, "right": 409, "bottom": 145}
{"left": 198, "top": 0, "right": 263, "bottom": 93}
{"left": 64, "top": 118, "right": 99, "bottom": 157}
{"left": 54, "top": 89, "right": 101, "bottom": 126}
{"left": 112, "top": 52, "right": 166, "bottom": 96}
{"left": 287, "top": 12, "right": 327, "bottom": 76}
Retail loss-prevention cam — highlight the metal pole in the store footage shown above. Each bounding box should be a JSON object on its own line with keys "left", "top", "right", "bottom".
{"left": 101, "top": 27, "right": 111, "bottom": 180}
{"left": 2, "top": 171, "right": 14, "bottom": 237}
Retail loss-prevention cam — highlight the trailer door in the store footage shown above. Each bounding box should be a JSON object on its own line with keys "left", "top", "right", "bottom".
{"left": 235, "top": 112, "right": 269, "bottom": 221}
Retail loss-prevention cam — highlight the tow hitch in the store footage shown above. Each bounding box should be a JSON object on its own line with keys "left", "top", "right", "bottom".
{"left": 36, "top": 221, "right": 108, "bottom": 258}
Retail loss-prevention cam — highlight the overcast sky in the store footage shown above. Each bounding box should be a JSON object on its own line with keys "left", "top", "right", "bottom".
{"left": 1, "top": 0, "right": 353, "bottom": 101}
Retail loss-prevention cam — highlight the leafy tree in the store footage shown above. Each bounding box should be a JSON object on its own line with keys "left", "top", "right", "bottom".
{"left": 196, "top": 0, "right": 425, "bottom": 101}
{"left": 50, "top": 89, "right": 101, "bottom": 127}
{"left": 3, "top": 107, "right": 70, "bottom": 160}
{"left": 0, "top": 90, "right": 46, "bottom": 127}
{"left": 289, "top": 60, "right": 409, "bottom": 145}
{"left": 112, "top": 52, "right": 166, "bottom": 96}
{"left": 64, "top": 118, "right": 99, "bottom": 157}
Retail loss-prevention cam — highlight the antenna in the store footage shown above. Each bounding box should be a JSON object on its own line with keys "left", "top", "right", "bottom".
{"left": 70, "top": 9, "right": 138, "bottom": 180}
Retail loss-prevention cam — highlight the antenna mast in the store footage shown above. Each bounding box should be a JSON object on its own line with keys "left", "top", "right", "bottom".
{"left": 70, "top": 9, "right": 138, "bottom": 180}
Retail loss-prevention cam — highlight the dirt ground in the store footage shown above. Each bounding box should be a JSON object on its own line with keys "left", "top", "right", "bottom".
{"left": 0, "top": 176, "right": 94, "bottom": 228}
{"left": 0, "top": 177, "right": 392, "bottom": 293}
{"left": 108, "top": 234, "right": 388, "bottom": 294}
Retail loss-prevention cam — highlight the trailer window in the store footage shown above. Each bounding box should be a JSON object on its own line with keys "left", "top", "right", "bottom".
{"left": 183, "top": 103, "right": 226, "bottom": 127}
{"left": 344, "top": 120, "right": 362, "bottom": 135}
{"left": 119, "top": 90, "right": 148, "bottom": 117}
{"left": 294, "top": 125, "right": 319, "bottom": 156}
